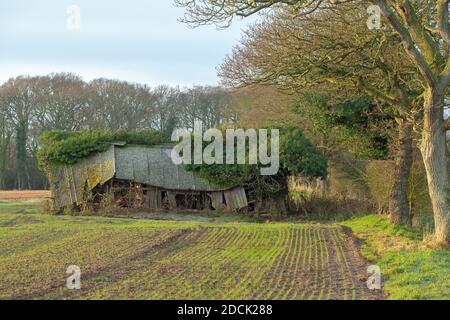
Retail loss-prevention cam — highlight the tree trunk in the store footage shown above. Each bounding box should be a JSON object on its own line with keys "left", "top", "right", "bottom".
{"left": 15, "top": 119, "right": 28, "bottom": 191}
{"left": 389, "top": 120, "right": 413, "bottom": 226}
{"left": 0, "top": 133, "right": 11, "bottom": 190}
{"left": 420, "top": 89, "right": 449, "bottom": 244}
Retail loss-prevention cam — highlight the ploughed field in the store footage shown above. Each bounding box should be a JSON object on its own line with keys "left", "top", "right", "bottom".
{"left": 0, "top": 190, "right": 52, "bottom": 201}
{"left": 0, "top": 208, "right": 379, "bottom": 300}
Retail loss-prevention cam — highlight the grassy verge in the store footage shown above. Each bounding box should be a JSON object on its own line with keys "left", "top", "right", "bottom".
{"left": 1, "top": 199, "right": 448, "bottom": 300}
{"left": 341, "top": 215, "right": 450, "bottom": 300}
{"left": 0, "top": 199, "right": 42, "bottom": 214}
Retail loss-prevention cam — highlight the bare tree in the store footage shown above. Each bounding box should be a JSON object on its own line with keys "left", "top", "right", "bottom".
{"left": 0, "top": 99, "right": 13, "bottom": 189}
{"left": 152, "top": 85, "right": 182, "bottom": 134}
{"left": 179, "top": 86, "right": 231, "bottom": 130}
{"left": 32, "top": 74, "right": 88, "bottom": 132}
{"left": 177, "top": 0, "right": 450, "bottom": 244}
{"left": 87, "top": 79, "right": 155, "bottom": 131}
{"left": 0, "top": 76, "right": 42, "bottom": 189}
{"left": 220, "top": 3, "right": 423, "bottom": 225}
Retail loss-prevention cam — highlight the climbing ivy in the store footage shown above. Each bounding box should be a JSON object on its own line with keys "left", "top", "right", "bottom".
{"left": 38, "top": 130, "right": 170, "bottom": 168}
{"left": 185, "top": 125, "right": 327, "bottom": 196}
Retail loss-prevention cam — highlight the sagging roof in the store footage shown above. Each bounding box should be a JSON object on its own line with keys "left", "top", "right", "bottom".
{"left": 48, "top": 143, "right": 230, "bottom": 208}
{"left": 114, "top": 144, "right": 220, "bottom": 191}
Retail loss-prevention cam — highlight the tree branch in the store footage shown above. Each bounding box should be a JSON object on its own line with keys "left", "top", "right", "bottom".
{"left": 372, "top": 0, "right": 437, "bottom": 88}
{"left": 357, "top": 76, "right": 400, "bottom": 106}
{"left": 439, "top": 56, "right": 450, "bottom": 92}
{"left": 438, "top": 0, "right": 450, "bottom": 46}
{"left": 395, "top": 0, "right": 443, "bottom": 71}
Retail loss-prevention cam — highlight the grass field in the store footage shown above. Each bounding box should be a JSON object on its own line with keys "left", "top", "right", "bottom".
{"left": 1, "top": 199, "right": 448, "bottom": 300}
{"left": 0, "top": 200, "right": 379, "bottom": 300}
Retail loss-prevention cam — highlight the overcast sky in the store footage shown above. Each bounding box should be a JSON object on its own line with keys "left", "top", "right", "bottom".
{"left": 0, "top": 0, "right": 256, "bottom": 87}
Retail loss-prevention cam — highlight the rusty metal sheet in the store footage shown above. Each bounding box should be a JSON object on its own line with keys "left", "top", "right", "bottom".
{"left": 48, "top": 145, "right": 116, "bottom": 208}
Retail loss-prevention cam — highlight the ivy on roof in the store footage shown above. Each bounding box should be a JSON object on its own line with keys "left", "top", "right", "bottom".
{"left": 184, "top": 125, "right": 327, "bottom": 195}
{"left": 38, "top": 130, "right": 170, "bottom": 167}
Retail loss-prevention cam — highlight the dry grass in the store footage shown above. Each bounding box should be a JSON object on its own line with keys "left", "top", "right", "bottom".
{"left": 0, "top": 190, "right": 52, "bottom": 201}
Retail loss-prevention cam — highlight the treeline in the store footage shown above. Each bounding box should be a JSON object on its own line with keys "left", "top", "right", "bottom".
{"left": 0, "top": 73, "right": 233, "bottom": 190}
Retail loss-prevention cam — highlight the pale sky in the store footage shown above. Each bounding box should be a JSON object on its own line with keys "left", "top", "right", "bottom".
{"left": 0, "top": 0, "right": 256, "bottom": 87}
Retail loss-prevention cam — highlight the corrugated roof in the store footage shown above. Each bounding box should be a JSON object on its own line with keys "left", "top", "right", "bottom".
{"left": 113, "top": 145, "right": 226, "bottom": 191}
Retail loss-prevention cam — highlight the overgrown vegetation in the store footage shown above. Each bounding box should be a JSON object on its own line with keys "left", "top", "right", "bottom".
{"left": 185, "top": 126, "right": 327, "bottom": 198}
{"left": 38, "top": 130, "right": 170, "bottom": 167}
{"left": 295, "top": 94, "right": 392, "bottom": 160}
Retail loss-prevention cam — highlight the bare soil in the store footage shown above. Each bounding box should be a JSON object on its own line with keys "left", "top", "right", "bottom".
{"left": 0, "top": 190, "right": 52, "bottom": 200}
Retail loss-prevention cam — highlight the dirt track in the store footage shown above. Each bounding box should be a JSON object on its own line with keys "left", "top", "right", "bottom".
{"left": 0, "top": 190, "right": 52, "bottom": 200}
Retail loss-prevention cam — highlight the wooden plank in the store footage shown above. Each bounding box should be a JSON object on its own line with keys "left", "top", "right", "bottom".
{"left": 209, "top": 192, "right": 224, "bottom": 210}
{"left": 148, "top": 189, "right": 160, "bottom": 209}
{"left": 224, "top": 187, "right": 248, "bottom": 211}
{"left": 64, "top": 166, "right": 74, "bottom": 204}
{"left": 167, "top": 191, "right": 177, "bottom": 210}
{"left": 70, "top": 166, "right": 78, "bottom": 204}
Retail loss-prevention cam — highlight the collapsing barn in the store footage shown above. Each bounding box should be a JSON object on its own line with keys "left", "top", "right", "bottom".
{"left": 47, "top": 143, "right": 249, "bottom": 212}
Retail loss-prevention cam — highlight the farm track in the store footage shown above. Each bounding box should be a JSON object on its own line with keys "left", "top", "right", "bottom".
{"left": 0, "top": 214, "right": 381, "bottom": 300}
